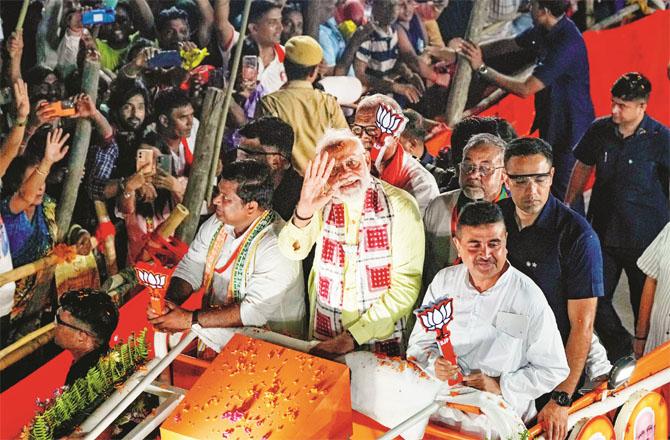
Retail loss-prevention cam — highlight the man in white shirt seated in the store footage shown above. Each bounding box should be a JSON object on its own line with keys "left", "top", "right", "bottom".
{"left": 147, "top": 160, "right": 306, "bottom": 339}
{"left": 407, "top": 201, "right": 569, "bottom": 421}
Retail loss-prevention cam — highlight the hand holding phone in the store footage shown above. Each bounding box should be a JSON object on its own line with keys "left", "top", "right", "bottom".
{"left": 136, "top": 148, "right": 156, "bottom": 174}
{"left": 148, "top": 50, "right": 182, "bottom": 69}
{"left": 157, "top": 154, "right": 173, "bottom": 175}
{"left": 42, "top": 99, "right": 77, "bottom": 118}
{"left": 241, "top": 55, "right": 259, "bottom": 83}
{"left": 81, "top": 8, "right": 116, "bottom": 26}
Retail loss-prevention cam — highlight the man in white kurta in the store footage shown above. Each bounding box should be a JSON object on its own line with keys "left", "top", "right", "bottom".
{"left": 171, "top": 214, "right": 305, "bottom": 337}
{"left": 407, "top": 201, "right": 568, "bottom": 422}
{"left": 148, "top": 160, "right": 305, "bottom": 339}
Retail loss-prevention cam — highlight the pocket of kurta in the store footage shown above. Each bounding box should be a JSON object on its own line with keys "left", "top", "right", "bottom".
{"left": 474, "top": 330, "right": 524, "bottom": 377}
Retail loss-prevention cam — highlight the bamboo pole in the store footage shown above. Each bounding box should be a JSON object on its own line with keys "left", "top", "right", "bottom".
{"left": 22, "top": 58, "right": 101, "bottom": 329}
{"left": 56, "top": 58, "right": 101, "bottom": 239}
{"left": 206, "top": 0, "right": 253, "bottom": 203}
{"left": 444, "top": 0, "right": 489, "bottom": 126}
{"left": 0, "top": 238, "right": 99, "bottom": 288}
{"left": 303, "top": 0, "right": 322, "bottom": 40}
{"left": 94, "top": 201, "right": 118, "bottom": 276}
{"left": 176, "top": 88, "right": 225, "bottom": 243}
{"left": 139, "top": 204, "right": 189, "bottom": 262}
{"left": 156, "top": 203, "right": 189, "bottom": 238}
{"left": 585, "top": 0, "right": 595, "bottom": 29}
{"left": 15, "top": 0, "right": 30, "bottom": 31}
{"left": 0, "top": 323, "right": 55, "bottom": 371}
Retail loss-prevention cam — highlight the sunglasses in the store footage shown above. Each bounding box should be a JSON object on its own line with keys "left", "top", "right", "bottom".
{"left": 54, "top": 308, "right": 95, "bottom": 336}
{"left": 507, "top": 172, "right": 552, "bottom": 185}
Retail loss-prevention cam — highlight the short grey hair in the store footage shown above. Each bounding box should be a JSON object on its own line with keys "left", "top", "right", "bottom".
{"left": 315, "top": 128, "right": 365, "bottom": 155}
{"left": 462, "top": 133, "right": 507, "bottom": 162}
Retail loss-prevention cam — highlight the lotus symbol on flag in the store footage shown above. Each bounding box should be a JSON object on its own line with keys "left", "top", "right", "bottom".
{"left": 375, "top": 103, "right": 408, "bottom": 136}
{"left": 371, "top": 103, "right": 409, "bottom": 168}
{"left": 135, "top": 261, "right": 173, "bottom": 315}
{"left": 135, "top": 267, "right": 167, "bottom": 289}
{"left": 415, "top": 297, "right": 462, "bottom": 385}
{"left": 415, "top": 298, "right": 454, "bottom": 339}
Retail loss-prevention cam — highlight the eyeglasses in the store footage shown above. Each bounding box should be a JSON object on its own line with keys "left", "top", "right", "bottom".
{"left": 351, "top": 124, "right": 381, "bottom": 138}
{"left": 54, "top": 308, "right": 95, "bottom": 336}
{"left": 459, "top": 162, "right": 504, "bottom": 177}
{"left": 507, "top": 172, "right": 552, "bottom": 185}
{"left": 331, "top": 154, "right": 365, "bottom": 177}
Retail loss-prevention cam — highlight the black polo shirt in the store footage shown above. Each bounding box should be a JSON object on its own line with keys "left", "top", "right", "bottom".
{"left": 573, "top": 114, "right": 670, "bottom": 249}
{"left": 500, "top": 195, "right": 604, "bottom": 342}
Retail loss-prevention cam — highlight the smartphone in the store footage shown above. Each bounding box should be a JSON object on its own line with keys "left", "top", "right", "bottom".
{"left": 148, "top": 50, "right": 182, "bottom": 69}
{"left": 43, "top": 99, "right": 76, "bottom": 117}
{"left": 136, "top": 149, "right": 156, "bottom": 174}
{"left": 0, "top": 87, "right": 11, "bottom": 106}
{"left": 241, "top": 55, "right": 259, "bottom": 82}
{"left": 81, "top": 8, "right": 116, "bottom": 25}
{"left": 157, "top": 154, "right": 172, "bottom": 175}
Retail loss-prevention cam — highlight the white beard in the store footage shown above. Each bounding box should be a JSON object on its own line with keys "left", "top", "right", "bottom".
{"left": 333, "top": 175, "right": 372, "bottom": 206}
{"left": 462, "top": 185, "right": 485, "bottom": 201}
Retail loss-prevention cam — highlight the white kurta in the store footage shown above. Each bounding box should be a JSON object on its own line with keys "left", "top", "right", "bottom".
{"left": 637, "top": 222, "right": 670, "bottom": 355}
{"left": 407, "top": 263, "right": 569, "bottom": 421}
{"left": 173, "top": 214, "right": 306, "bottom": 338}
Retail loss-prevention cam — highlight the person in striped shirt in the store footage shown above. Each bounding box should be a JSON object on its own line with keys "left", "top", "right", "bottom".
{"left": 353, "top": 0, "right": 450, "bottom": 104}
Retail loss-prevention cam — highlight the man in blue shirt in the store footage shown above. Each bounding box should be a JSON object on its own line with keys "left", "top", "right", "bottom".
{"left": 500, "top": 137, "right": 606, "bottom": 440}
{"left": 460, "top": 0, "right": 595, "bottom": 201}
{"left": 565, "top": 72, "right": 670, "bottom": 362}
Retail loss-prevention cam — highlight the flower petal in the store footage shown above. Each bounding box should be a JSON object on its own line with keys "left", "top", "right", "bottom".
{"left": 420, "top": 314, "right": 432, "bottom": 329}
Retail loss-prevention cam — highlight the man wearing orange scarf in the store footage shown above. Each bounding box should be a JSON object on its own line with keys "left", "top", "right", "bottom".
{"left": 351, "top": 94, "right": 439, "bottom": 216}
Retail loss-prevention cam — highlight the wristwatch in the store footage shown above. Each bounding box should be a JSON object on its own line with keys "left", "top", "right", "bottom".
{"left": 550, "top": 391, "right": 572, "bottom": 407}
{"left": 477, "top": 64, "right": 489, "bottom": 75}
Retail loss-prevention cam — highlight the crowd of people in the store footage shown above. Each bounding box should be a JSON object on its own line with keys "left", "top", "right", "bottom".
{"left": 0, "top": 0, "right": 668, "bottom": 437}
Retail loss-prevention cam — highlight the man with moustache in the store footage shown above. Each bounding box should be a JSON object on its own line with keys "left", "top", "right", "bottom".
{"left": 86, "top": 78, "right": 151, "bottom": 202}
{"left": 351, "top": 94, "right": 439, "bottom": 216}
{"left": 278, "top": 129, "right": 424, "bottom": 357}
{"left": 407, "top": 201, "right": 568, "bottom": 422}
{"left": 500, "top": 137, "right": 608, "bottom": 440}
{"left": 148, "top": 160, "right": 305, "bottom": 338}
{"left": 423, "top": 133, "right": 509, "bottom": 284}
{"left": 565, "top": 72, "right": 670, "bottom": 362}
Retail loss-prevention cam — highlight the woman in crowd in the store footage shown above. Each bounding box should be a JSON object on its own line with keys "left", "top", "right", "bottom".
{"left": 0, "top": 128, "right": 69, "bottom": 338}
